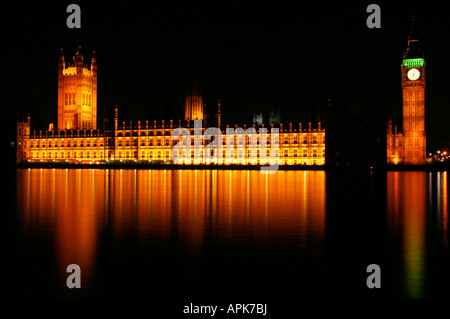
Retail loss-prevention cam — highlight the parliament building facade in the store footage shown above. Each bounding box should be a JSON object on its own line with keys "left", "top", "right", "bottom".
{"left": 16, "top": 45, "right": 326, "bottom": 166}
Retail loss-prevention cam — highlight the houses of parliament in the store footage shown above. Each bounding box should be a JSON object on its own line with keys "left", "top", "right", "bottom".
{"left": 16, "top": 20, "right": 428, "bottom": 167}
{"left": 15, "top": 45, "right": 325, "bottom": 166}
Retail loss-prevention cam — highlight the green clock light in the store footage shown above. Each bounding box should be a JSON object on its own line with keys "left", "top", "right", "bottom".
{"left": 403, "top": 58, "right": 425, "bottom": 68}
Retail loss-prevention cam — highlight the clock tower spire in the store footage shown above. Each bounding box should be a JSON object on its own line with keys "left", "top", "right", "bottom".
{"left": 387, "top": 14, "right": 426, "bottom": 165}
{"left": 401, "top": 14, "right": 426, "bottom": 165}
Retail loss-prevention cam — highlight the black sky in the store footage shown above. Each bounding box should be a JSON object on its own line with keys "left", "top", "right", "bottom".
{"left": 4, "top": 1, "right": 450, "bottom": 150}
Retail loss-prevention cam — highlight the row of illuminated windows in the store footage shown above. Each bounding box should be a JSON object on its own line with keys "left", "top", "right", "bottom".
{"left": 280, "top": 134, "right": 324, "bottom": 144}
{"left": 116, "top": 136, "right": 324, "bottom": 146}
{"left": 64, "top": 92, "right": 92, "bottom": 106}
{"left": 65, "top": 92, "right": 75, "bottom": 105}
{"left": 29, "top": 139, "right": 105, "bottom": 148}
{"left": 26, "top": 137, "right": 325, "bottom": 150}
{"left": 115, "top": 130, "right": 324, "bottom": 140}
{"left": 114, "top": 148, "right": 324, "bottom": 159}
{"left": 156, "top": 148, "right": 324, "bottom": 158}
{"left": 27, "top": 148, "right": 323, "bottom": 160}
{"left": 117, "top": 150, "right": 169, "bottom": 159}
{"left": 31, "top": 150, "right": 104, "bottom": 159}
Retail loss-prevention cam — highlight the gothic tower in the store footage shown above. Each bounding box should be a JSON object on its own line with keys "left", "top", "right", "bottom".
{"left": 57, "top": 46, "right": 97, "bottom": 131}
{"left": 401, "top": 15, "right": 426, "bottom": 164}
{"left": 184, "top": 88, "right": 204, "bottom": 121}
{"left": 184, "top": 66, "right": 203, "bottom": 121}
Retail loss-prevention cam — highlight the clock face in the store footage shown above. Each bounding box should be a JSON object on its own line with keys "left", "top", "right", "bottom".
{"left": 407, "top": 68, "right": 420, "bottom": 81}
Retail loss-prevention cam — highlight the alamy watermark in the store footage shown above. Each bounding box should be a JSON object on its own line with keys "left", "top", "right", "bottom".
{"left": 171, "top": 120, "right": 279, "bottom": 174}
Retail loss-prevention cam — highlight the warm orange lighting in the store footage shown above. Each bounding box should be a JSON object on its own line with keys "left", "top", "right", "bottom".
{"left": 387, "top": 172, "right": 426, "bottom": 298}
{"left": 16, "top": 51, "right": 327, "bottom": 166}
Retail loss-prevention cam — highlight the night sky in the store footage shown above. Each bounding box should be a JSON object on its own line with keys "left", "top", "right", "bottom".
{"left": 4, "top": 1, "right": 450, "bottom": 151}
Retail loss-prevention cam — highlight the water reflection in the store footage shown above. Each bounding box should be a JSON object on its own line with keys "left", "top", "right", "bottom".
{"left": 386, "top": 171, "right": 449, "bottom": 298}
{"left": 16, "top": 169, "right": 326, "bottom": 295}
{"left": 387, "top": 172, "right": 426, "bottom": 298}
{"left": 15, "top": 168, "right": 449, "bottom": 298}
{"left": 16, "top": 168, "right": 104, "bottom": 292}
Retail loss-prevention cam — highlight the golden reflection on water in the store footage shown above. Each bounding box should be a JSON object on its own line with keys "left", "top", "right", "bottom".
{"left": 387, "top": 172, "right": 426, "bottom": 298}
{"left": 387, "top": 171, "right": 449, "bottom": 298}
{"left": 16, "top": 168, "right": 104, "bottom": 290}
{"left": 16, "top": 169, "right": 326, "bottom": 290}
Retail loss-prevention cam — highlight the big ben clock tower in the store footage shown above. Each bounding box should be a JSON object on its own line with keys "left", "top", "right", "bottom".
{"left": 401, "top": 15, "right": 426, "bottom": 165}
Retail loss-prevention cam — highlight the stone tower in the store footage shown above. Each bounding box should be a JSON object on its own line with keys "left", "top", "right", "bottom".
{"left": 57, "top": 46, "right": 97, "bottom": 131}
{"left": 184, "top": 67, "right": 203, "bottom": 121}
{"left": 387, "top": 15, "right": 426, "bottom": 165}
{"left": 401, "top": 15, "right": 426, "bottom": 165}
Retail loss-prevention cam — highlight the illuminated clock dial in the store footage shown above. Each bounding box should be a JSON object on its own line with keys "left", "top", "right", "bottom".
{"left": 407, "top": 68, "right": 420, "bottom": 81}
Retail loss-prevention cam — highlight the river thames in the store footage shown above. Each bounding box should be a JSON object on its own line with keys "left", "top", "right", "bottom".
{"left": 6, "top": 168, "right": 450, "bottom": 299}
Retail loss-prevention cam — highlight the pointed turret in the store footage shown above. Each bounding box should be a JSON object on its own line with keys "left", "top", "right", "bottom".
{"left": 404, "top": 14, "right": 423, "bottom": 60}
{"left": 59, "top": 48, "right": 65, "bottom": 70}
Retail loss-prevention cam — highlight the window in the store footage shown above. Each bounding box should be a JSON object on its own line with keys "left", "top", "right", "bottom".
{"left": 303, "top": 135, "right": 308, "bottom": 144}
